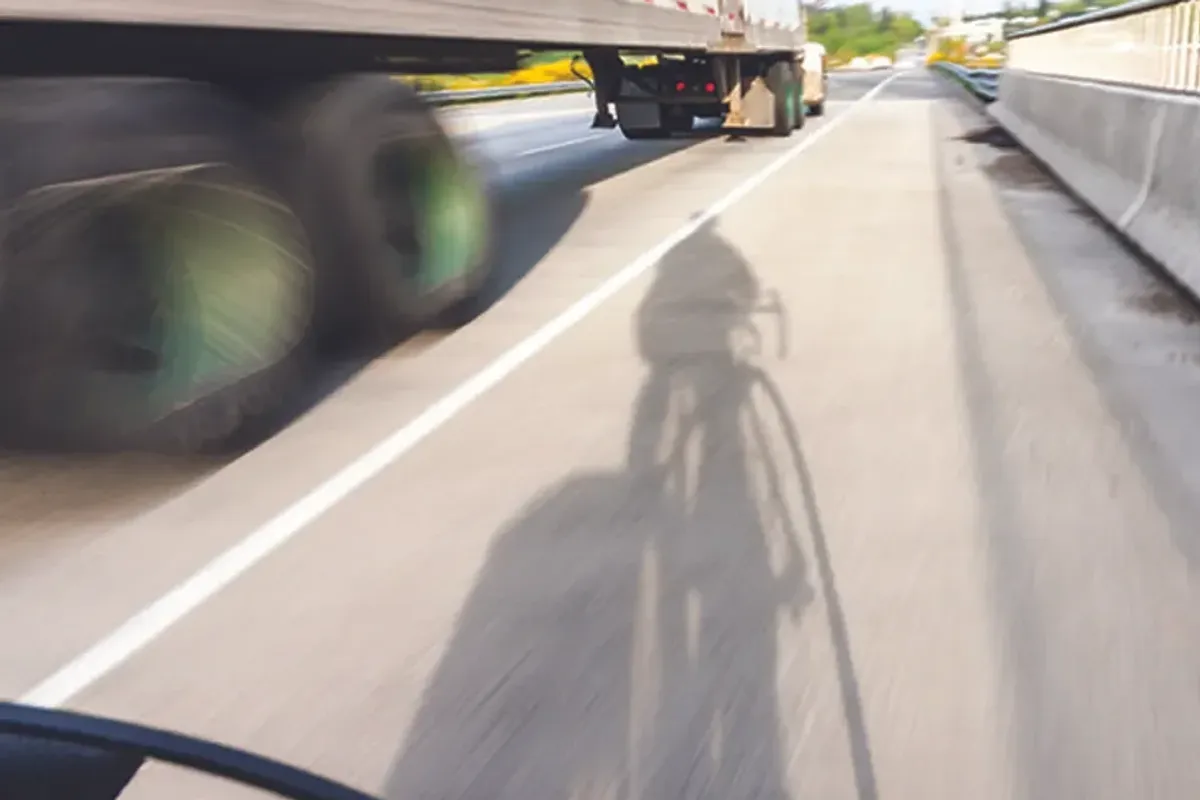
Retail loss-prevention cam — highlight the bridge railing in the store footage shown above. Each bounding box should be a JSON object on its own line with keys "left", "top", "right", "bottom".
{"left": 1007, "top": 0, "right": 1200, "bottom": 93}
{"left": 991, "top": 0, "right": 1200, "bottom": 304}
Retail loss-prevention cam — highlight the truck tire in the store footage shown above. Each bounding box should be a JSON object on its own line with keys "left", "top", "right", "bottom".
{"left": 620, "top": 126, "right": 669, "bottom": 140}
{"left": 663, "top": 104, "right": 695, "bottom": 135}
{"left": 792, "top": 76, "right": 807, "bottom": 130}
{"left": 618, "top": 119, "right": 669, "bottom": 140}
{"left": 0, "top": 78, "right": 315, "bottom": 453}
{"left": 278, "top": 75, "right": 493, "bottom": 349}
{"left": 765, "top": 61, "right": 797, "bottom": 137}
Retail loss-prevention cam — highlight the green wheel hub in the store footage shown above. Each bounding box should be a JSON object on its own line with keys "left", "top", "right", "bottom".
{"left": 142, "top": 181, "right": 310, "bottom": 416}
{"left": 21, "top": 171, "right": 312, "bottom": 439}
{"left": 415, "top": 151, "right": 488, "bottom": 292}
{"left": 374, "top": 143, "right": 489, "bottom": 300}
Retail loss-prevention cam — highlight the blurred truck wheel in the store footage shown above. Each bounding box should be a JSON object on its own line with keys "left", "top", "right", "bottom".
{"left": 792, "top": 71, "right": 807, "bottom": 130}
{"left": 280, "top": 75, "right": 494, "bottom": 349}
{"left": 0, "top": 79, "right": 316, "bottom": 453}
{"left": 766, "top": 61, "right": 798, "bottom": 137}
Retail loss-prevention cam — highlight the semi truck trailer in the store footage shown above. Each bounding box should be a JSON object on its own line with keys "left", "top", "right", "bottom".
{"left": 0, "top": 0, "right": 808, "bottom": 453}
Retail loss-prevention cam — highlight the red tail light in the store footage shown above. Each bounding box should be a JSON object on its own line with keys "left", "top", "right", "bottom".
{"left": 675, "top": 80, "right": 687, "bottom": 92}
{"left": 704, "top": 81, "right": 716, "bottom": 93}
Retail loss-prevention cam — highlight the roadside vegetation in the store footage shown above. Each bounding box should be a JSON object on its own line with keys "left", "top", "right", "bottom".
{"left": 928, "top": 0, "right": 1132, "bottom": 68}
{"left": 925, "top": 37, "right": 1006, "bottom": 69}
{"left": 957, "top": 0, "right": 1128, "bottom": 28}
{"left": 400, "top": 51, "right": 597, "bottom": 93}
{"left": 804, "top": 3, "right": 925, "bottom": 66}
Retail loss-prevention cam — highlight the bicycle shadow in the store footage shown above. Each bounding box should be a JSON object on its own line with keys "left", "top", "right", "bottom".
{"left": 382, "top": 222, "right": 875, "bottom": 800}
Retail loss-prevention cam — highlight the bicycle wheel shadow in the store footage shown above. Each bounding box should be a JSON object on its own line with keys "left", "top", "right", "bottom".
{"left": 383, "top": 221, "right": 876, "bottom": 800}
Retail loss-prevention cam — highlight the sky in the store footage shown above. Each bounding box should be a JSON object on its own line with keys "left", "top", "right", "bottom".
{"left": 841, "top": 0, "right": 1008, "bottom": 24}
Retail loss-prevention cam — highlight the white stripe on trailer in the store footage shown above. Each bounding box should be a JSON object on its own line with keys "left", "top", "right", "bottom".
{"left": 633, "top": 0, "right": 707, "bottom": 13}
{"left": 744, "top": 0, "right": 802, "bottom": 30}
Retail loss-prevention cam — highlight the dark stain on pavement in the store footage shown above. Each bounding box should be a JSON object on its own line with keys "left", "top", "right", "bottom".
{"left": 1129, "top": 287, "right": 1200, "bottom": 325}
{"left": 958, "top": 124, "right": 1018, "bottom": 149}
{"left": 982, "top": 152, "right": 1056, "bottom": 189}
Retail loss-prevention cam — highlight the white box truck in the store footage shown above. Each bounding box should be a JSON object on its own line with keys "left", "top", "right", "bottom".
{"left": 800, "top": 40, "right": 828, "bottom": 116}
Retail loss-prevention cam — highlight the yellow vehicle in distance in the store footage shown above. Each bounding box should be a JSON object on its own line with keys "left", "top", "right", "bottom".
{"left": 801, "top": 41, "right": 828, "bottom": 116}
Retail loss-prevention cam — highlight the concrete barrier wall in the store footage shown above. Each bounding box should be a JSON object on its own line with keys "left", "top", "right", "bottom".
{"left": 990, "top": 70, "right": 1200, "bottom": 296}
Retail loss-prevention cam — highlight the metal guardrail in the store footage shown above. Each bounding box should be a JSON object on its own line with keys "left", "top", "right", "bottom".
{"left": 420, "top": 80, "right": 590, "bottom": 105}
{"left": 1007, "top": 0, "right": 1177, "bottom": 39}
{"left": 1005, "top": 0, "right": 1200, "bottom": 94}
{"left": 931, "top": 62, "right": 1001, "bottom": 102}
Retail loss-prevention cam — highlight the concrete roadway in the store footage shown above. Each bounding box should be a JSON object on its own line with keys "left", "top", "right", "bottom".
{"left": 7, "top": 69, "right": 1200, "bottom": 798}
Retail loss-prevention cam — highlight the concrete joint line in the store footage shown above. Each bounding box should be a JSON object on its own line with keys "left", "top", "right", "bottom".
{"left": 1118, "top": 103, "right": 1167, "bottom": 231}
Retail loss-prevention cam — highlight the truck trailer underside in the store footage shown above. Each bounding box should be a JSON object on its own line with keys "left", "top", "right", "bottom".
{"left": 0, "top": 1, "right": 808, "bottom": 453}
{"left": 0, "top": 0, "right": 803, "bottom": 54}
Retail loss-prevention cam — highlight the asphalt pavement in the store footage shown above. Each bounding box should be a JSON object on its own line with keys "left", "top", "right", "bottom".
{"left": 7, "top": 69, "right": 1200, "bottom": 799}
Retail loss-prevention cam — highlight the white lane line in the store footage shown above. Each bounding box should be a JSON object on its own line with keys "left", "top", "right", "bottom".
{"left": 20, "top": 72, "right": 898, "bottom": 710}
{"left": 517, "top": 134, "right": 607, "bottom": 158}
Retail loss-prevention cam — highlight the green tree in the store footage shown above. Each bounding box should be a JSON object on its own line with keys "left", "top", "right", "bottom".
{"left": 806, "top": 2, "right": 926, "bottom": 61}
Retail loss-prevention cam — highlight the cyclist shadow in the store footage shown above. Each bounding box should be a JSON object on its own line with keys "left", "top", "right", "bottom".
{"left": 384, "top": 222, "right": 847, "bottom": 800}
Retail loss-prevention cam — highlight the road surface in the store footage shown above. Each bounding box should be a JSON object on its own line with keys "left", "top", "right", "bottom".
{"left": 7, "top": 69, "right": 1200, "bottom": 799}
